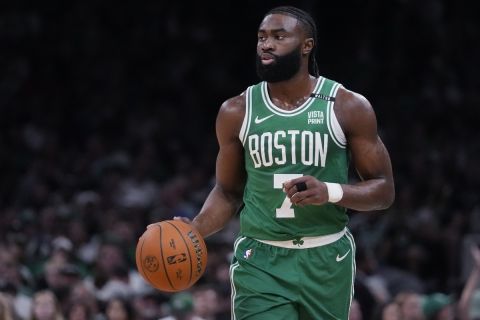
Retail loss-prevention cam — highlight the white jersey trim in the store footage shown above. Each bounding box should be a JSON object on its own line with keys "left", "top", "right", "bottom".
{"left": 327, "top": 84, "right": 347, "bottom": 148}
{"left": 239, "top": 87, "right": 252, "bottom": 145}
{"left": 261, "top": 77, "right": 325, "bottom": 116}
{"left": 345, "top": 230, "right": 357, "bottom": 314}
{"left": 230, "top": 236, "right": 246, "bottom": 320}
{"left": 230, "top": 261, "right": 240, "bottom": 320}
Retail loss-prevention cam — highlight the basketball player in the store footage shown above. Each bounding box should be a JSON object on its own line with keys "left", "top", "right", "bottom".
{"left": 176, "top": 6, "right": 394, "bottom": 320}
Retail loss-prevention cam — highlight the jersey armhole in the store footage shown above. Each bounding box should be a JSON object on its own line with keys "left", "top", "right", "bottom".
{"left": 239, "top": 86, "right": 252, "bottom": 145}
{"left": 327, "top": 84, "right": 347, "bottom": 148}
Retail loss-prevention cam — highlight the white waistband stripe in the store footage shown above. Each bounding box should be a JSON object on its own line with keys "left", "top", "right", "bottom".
{"left": 255, "top": 228, "right": 346, "bottom": 249}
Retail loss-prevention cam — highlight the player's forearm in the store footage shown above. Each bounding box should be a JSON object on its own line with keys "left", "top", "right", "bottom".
{"left": 338, "top": 177, "right": 394, "bottom": 211}
{"left": 192, "top": 185, "right": 242, "bottom": 238}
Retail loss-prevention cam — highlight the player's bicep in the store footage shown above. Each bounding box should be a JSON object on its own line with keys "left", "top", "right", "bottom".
{"left": 340, "top": 93, "right": 392, "bottom": 181}
{"left": 215, "top": 140, "right": 245, "bottom": 193}
{"left": 214, "top": 96, "right": 246, "bottom": 194}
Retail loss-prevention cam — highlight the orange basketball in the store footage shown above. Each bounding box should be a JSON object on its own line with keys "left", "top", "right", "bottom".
{"left": 136, "top": 220, "right": 207, "bottom": 292}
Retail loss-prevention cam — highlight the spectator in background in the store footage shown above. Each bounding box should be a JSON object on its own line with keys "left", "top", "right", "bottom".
{"left": 0, "top": 248, "right": 32, "bottom": 320}
{"left": 131, "top": 291, "right": 166, "bottom": 320}
{"left": 421, "top": 244, "right": 480, "bottom": 320}
{"left": 65, "top": 282, "right": 100, "bottom": 320}
{"left": 457, "top": 244, "right": 480, "bottom": 320}
{"left": 104, "top": 296, "right": 134, "bottom": 320}
{"left": 0, "top": 245, "right": 27, "bottom": 291}
{"left": 191, "top": 285, "right": 220, "bottom": 320}
{"left": 0, "top": 292, "right": 15, "bottom": 320}
{"left": 394, "top": 291, "right": 424, "bottom": 320}
{"left": 159, "top": 292, "right": 205, "bottom": 320}
{"left": 469, "top": 291, "right": 480, "bottom": 320}
{"left": 30, "top": 290, "right": 64, "bottom": 320}
{"left": 64, "top": 301, "right": 93, "bottom": 320}
{"left": 87, "top": 240, "right": 132, "bottom": 302}
{"left": 38, "top": 259, "right": 80, "bottom": 308}
{"left": 372, "top": 301, "right": 401, "bottom": 320}
{"left": 421, "top": 293, "right": 454, "bottom": 320}
{"left": 66, "top": 216, "right": 101, "bottom": 268}
{"left": 349, "top": 299, "right": 363, "bottom": 320}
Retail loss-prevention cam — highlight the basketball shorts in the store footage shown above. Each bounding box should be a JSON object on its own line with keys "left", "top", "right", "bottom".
{"left": 229, "top": 229, "right": 356, "bottom": 320}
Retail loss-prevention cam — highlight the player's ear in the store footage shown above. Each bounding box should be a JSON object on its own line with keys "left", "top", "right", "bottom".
{"left": 302, "top": 38, "right": 314, "bottom": 55}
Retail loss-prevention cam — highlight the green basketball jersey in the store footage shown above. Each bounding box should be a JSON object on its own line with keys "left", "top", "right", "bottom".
{"left": 238, "top": 77, "right": 349, "bottom": 240}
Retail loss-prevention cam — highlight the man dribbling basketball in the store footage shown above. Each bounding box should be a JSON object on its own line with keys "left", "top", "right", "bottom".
{"left": 169, "top": 6, "right": 395, "bottom": 320}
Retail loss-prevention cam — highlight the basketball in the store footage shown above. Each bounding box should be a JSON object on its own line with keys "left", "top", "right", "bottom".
{"left": 136, "top": 220, "right": 208, "bottom": 292}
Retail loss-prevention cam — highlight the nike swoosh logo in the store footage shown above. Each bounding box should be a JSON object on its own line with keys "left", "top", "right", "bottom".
{"left": 336, "top": 249, "right": 351, "bottom": 262}
{"left": 254, "top": 114, "right": 274, "bottom": 124}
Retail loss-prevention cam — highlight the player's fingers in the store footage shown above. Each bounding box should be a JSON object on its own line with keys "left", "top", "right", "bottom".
{"left": 294, "top": 196, "right": 308, "bottom": 207}
{"left": 143, "top": 223, "right": 159, "bottom": 239}
{"left": 283, "top": 177, "right": 308, "bottom": 193}
{"left": 290, "top": 189, "right": 310, "bottom": 205}
{"left": 286, "top": 182, "right": 309, "bottom": 199}
{"left": 292, "top": 189, "right": 322, "bottom": 206}
{"left": 174, "top": 216, "right": 192, "bottom": 224}
{"left": 282, "top": 181, "right": 292, "bottom": 193}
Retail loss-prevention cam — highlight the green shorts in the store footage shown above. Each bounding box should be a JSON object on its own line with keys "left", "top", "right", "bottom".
{"left": 229, "top": 230, "right": 356, "bottom": 320}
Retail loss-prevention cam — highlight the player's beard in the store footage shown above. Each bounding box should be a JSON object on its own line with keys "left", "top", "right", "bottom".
{"left": 256, "top": 44, "right": 302, "bottom": 83}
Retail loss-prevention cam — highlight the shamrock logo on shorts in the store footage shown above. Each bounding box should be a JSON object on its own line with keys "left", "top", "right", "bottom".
{"left": 292, "top": 238, "right": 304, "bottom": 247}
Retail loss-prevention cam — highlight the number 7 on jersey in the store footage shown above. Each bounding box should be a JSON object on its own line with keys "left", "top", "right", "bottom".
{"left": 273, "top": 173, "right": 303, "bottom": 218}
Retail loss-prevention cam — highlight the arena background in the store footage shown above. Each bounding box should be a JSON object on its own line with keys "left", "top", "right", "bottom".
{"left": 1, "top": 1, "right": 479, "bottom": 319}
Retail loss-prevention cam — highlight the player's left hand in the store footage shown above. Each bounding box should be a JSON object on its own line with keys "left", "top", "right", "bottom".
{"left": 283, "top": 175, "right": 329, "bottom": 206}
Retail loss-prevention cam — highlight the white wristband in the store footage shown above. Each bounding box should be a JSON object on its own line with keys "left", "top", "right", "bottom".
{"left": 324, "top": 182, "right": 343, "bottom": 203}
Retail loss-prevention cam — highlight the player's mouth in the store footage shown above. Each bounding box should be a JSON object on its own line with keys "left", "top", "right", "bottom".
{"left": 261, "top": 53, "right": 276, "bottom": 65}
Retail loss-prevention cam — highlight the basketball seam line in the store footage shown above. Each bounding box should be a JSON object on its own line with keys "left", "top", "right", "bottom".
{"left": 165, "top": 221, "right": 194, "bottom": 289}
{"left": 158, "top": 224, "right": 176, "bottom": 291}
{"left": 139, "top": 233, "right": 156, "bottom": 287}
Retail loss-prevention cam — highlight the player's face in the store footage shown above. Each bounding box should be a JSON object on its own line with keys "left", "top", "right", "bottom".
{"left": 256, "top": 44, "right": 302, "bottom": 83}
{"left": 256, "top": 14, "right": 305, "bottom": 82}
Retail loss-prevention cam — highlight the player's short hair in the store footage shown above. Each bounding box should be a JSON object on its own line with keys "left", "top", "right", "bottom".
{"left": 265, "top": 6, "right": 320, "bottom": 77}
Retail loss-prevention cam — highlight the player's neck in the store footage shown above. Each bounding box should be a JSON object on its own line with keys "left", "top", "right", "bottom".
{"left": 266, "top": 72, "right": 316, "bottom": 111}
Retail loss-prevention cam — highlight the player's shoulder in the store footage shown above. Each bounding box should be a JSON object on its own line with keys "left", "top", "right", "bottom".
{"left": 217, "top": 90, "right": 248, "bottom": 126}
{"left": 216, "top": 91, "right": 247, "bottom": 135}
{"left": 219, "top": 91, "right": 246, "bottom": 115}
{"left": 334, "top": 86, "right": 377, "bottom": 135}
{"left": 335, "top": 86, "right": 373, "bottom": 113}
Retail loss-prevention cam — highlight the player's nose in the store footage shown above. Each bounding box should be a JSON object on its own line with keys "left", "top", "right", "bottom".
{"left": 260, "top": 37, "right": 275, "bottom": 51}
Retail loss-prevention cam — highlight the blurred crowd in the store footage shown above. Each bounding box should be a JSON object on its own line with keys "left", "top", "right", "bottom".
{"left": 0, "top": 1, "right": 479, "bottom": 319}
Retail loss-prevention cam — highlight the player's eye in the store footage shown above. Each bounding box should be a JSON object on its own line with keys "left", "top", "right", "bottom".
{"left": 258, "top": 35, "right": 266, "bottom": 41}
{"left": 275, "top": 35, "right": 286, "bottom": 40}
